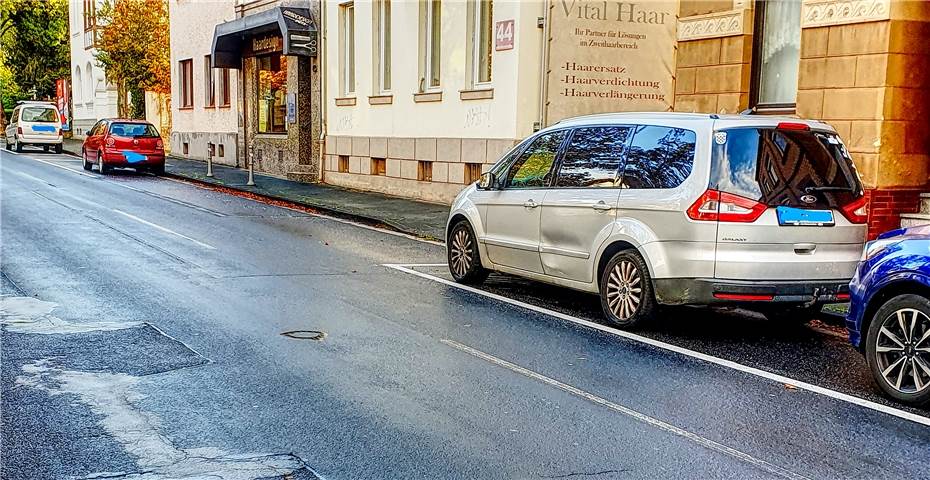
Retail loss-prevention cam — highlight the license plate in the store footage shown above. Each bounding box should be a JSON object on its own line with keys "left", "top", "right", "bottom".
{"left": 31, "top": 125, "right": 57, "bottom": 134}
{"left": 776, "top": 206, "right": 834, "bottom": 226}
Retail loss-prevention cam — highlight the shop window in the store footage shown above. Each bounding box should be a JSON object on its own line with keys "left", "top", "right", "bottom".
{"left": 340, "top": 3, "right": 356, "bottom": 96}
{"left": 218, "top": 68, "right": 231, "bottom": 107}
{"left": 750, "top": 0, "right": 802, "bottom": 112}
{"left": 374, "top": 0, "right": 391, "bottom": 93}
{"left": 465, "top": 163, "right": 482, "bottom": 184}
{"left": 179, "top": 59, "right": 193, "bottom": 108}
{"left": 339, "top": 155, "right": 349, "bottom": 173}
{"left": 204, "top": 55, "right": 215, "bottom": 107}
{"left": 372, "top": 157, "right": 386, "bottom": 175}
{"left": 420, "top": 0, "right": 441, "bottom": 90}
{"left": 257, "top": 53, "right": 288, "bottom": 134}
{"left": 418, "top": 161, "right": 433, "bottom": 181}
{"left": 470, "top": 0, "right": 492, "bottom": 86}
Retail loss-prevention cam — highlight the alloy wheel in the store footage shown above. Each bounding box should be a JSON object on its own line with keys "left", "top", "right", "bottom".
{"left": 874, "top": 308, "right": 930, "bottom": 395}
{"left": 449, "top": 228, "right": 473, "bottom": 278}
{"left": 606, "top": 260, "right": 642, "bottom": 321}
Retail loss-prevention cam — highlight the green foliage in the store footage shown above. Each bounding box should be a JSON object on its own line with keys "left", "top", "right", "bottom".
{"left": 0, "top": 0, "right": 70, "bottom": 103}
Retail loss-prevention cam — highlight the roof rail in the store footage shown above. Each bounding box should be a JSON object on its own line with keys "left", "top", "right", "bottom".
{"left": 739, "top": 107, "right": 756, "bottom": 115}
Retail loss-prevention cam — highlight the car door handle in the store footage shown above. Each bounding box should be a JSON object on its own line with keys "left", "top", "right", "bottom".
{"left": 523, "top": 200, "right": 539, "bottom": 209}
{"left": 794, "top": 243, "right": 816, "bottom": 255}
{"left": 591, "top": 201, "right": 613, "bottom": 211}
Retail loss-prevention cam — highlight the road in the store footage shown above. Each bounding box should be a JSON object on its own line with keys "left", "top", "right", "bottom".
{"left": 2, "top": 147, "right": 929, "bottom": 480}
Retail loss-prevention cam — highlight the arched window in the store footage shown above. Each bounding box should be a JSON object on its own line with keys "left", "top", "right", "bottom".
{"left": 85, "top": 62, "right": 94, "bottom": 103}
{"left": 73, "top": 66, "right": 83, "bottom": 104}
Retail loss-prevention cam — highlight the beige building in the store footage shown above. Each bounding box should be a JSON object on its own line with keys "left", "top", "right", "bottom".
{"left": 321, "top": 0, "right": 930, "bottom": 236}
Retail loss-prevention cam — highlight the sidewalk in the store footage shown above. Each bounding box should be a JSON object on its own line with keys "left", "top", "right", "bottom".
{"left": 61, "top": 138, "right": 449, "bottom": 241}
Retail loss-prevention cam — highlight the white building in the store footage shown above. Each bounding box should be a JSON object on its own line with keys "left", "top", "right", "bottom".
{"left": 168, "top": 0, "right": 241, "bottom": 165}
{"left": 67, "top": 0, "right": 118, "bottom": 138}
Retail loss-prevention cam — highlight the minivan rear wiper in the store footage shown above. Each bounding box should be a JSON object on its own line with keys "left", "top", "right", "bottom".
{"left": 804, "top": 186, "right": 855, "bottom": 193}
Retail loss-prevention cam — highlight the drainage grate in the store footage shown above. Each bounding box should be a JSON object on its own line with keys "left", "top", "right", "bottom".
{"left": 280, "top": 330, "right": 326, "bottom": 341}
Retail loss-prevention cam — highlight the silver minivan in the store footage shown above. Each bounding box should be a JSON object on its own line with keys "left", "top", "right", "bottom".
{"left": 446, "top": 113, "right": 868, "bottom": 328}
{"left": 4, "top": 101, "right": 64, "bottom": 154}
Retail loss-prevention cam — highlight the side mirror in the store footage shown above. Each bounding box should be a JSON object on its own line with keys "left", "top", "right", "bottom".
{"left": 477, "top": 172, "right": 497, "bottom": 190}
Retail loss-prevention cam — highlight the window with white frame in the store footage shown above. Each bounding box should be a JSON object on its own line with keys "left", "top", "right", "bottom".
{"left": 374, "top": 0, "right": 391, "bottom": 93}
{"left": 340, "top": 2, "right": 356, "bottom": 96}
{"left": 423, "top": 0, "right": 441, "bottom": 90}
{"left": 471, "top": 0, "right": 492, "bottom": 86}
{"left": 750, "top": 0, "right": 802, "bottom": 111}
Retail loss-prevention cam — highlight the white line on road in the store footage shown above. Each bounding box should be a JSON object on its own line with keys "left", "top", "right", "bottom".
{"left": 10, "top": 152, "right": 99, "bottom": 178}
{"left": 385, "top": 263, "right": 930, "bottom": 428}
{"left": 112, "top": 209, "right": 216, "bottom": 250}
{"left": 441, "top": 338, "right": 808, "bottom": 480}
{"left": 6, "top": 169, "right": 55, "bottom": 185}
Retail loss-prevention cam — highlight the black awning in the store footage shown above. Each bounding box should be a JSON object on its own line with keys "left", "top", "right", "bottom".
{"left": 212, "top": 6, "right": 318, "bottom": 69}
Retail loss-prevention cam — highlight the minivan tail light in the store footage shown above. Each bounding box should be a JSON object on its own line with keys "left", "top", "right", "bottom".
{"left": 16, "top": 127, "right": 22, "bottom": 135}
{"left": 105, "top": 136, "right": 115, "bottom": 147}
{"left": 840, "top": 196, "right": 868, "bottom": 224}
{"left": 777, "top": 122, "right": 810, "bottom": 131}
{"left": 687, "top": 189, "right": 767, "bottom": 223}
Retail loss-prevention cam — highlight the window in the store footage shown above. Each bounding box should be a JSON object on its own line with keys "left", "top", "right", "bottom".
{"left": 218, "top": 144, "right": 225, "bottom": 157}
{"left": 257, "top": 54, "right": 287, "bottom": 133}
{"left": 183, "top": 142, "right": 189, "bottom": 155}
{"left": 375, "top": 0, "right": 391, "bottom": 93}
{"left": 418, "top": 161, "right": 433, "bottom": 181}
{"left": 179, "top": 59, "right": 193, "bottom": 108}
{"left": 556, "top": 127, "right": 631, "bottom": 188}
{"left": 711, "top": 128, "right": 863, "bottom": 209}
{"left": 11, "top": 108, "right": 20, "bottom": 123}
{"left": 83, "top": 0, "right": 97, "bottom": 47}
{"left": 340, "top": 3, "right": 356, "bottom": 96}
{"left": 204, "top": 55, "right": 215, "bottom": 107}
{"left": 505, "top": 130, "right": 568, "bottom": 188}
{"left": 751, "top": 0, "right": 802, "bottom": 110}
{"left": 109, "top": 122, "right": 159, "bottom": 137}
{"left": 621, "top": 126, "right": 696, "bottom": 189}
{"left": 471, "top": 0, "right": 492, "bottom": 85}
{"left": 20, "top": 107, "right": 58, "bottom": 123}
{"left": 465, "top": 163, "right": 482, "bottom": 184}
{"left": 422, "top": 0, "right": 441, "bottom": 90}
{"left": 339, "top": 155, "right": 349, "bottom": 172}
{"left": 372, "top": 157, "right": 386, "bottom": 175}
{"left": 218, "top": 68, "right": 231, "bottom": 107}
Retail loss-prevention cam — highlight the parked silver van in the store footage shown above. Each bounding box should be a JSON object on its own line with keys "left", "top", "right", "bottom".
{"left": 4, "top": 101, "right": 63, "bottom": 154}
{"left": 446, "top": 113, "right": 868, "bottom": 328}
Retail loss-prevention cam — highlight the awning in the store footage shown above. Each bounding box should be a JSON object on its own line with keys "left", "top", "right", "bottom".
{"left": 211, "top": 6, "right": 318, "bottom": 69}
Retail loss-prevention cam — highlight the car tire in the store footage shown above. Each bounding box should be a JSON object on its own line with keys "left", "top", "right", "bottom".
{"left": 447, "top": 220, "right": 488, "bottom": 285}
{"left": 97, "top": 151, "right": 109, "bottom": 175}
{"left": 151, "top": 163, "right": 165, "bottom": 176}
{"left": 599, "top": 249, "right": 656, "bottom": 329}
{"left": 82, "top": 150, "right": 92, "bottom": 171}
{"left": 865, "top": 294, "right": 930, "bottom": 406}
{"left": 55, "top": 143, "right": 63, "bottom": 154}
{"left": 43, "top": 145, "right": 49, "bottom": 152}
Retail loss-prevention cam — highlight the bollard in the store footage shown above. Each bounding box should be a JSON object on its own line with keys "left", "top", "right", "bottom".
{"left": 246, "top": 145, "right": 255, "bottom": 186}
{"left": 206, "top": 144, "right": 214, "bottom": 178}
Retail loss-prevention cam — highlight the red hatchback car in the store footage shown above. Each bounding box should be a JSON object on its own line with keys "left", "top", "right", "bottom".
{"left": 81, "top": 119, "right": 166, "bottom": 175}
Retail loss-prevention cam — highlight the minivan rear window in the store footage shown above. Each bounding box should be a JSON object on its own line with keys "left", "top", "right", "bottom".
{"left": 20, "top": 107, "right": 58, "bottom": 123}
{"left": 711, "top": 127, "right": 863, "bottom": 209}
{"left": 109, "top": 122, "right": 159, "bottom": 138}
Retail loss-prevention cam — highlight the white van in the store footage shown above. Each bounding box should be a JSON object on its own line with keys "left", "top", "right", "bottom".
{"left": 446, "top": 112, "right": 868, "bottom": 328}
{"left": 4, "top": 101, "right": 63, "bottom": 154}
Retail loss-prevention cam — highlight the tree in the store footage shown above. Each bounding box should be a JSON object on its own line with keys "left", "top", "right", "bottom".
{"left": 0, "top": 0, "right": 70, "bottom": 104}
{"left": 95, "top": 0, "right": 170, "bottom": 118}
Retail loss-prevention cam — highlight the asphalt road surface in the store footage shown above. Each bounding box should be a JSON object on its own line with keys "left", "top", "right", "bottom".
{"left": 2, "top": 147, "right": 929, "bottom": 480}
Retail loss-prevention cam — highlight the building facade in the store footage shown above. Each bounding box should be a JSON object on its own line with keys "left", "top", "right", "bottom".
{"left": 170, "top": 0, "right": 321, "bottom": 176}
{"left": 68, "top": 0, "right": 118, "bottom": 139}
{"left": 321, "top": 0, "right": 930, "bottom": 234}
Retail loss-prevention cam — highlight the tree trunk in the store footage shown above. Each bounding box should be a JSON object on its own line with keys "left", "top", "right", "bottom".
{"left": 116, "top": 81, "right": 128, "bottom": 118}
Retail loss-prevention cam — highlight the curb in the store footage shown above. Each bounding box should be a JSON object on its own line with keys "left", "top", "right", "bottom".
{"left": 163, "top": 170, "right": 445, "bottom": 243}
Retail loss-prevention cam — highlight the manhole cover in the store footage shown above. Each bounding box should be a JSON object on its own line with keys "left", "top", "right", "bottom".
{"left": 280, "top": 330, "right": 326, "bottom": 341}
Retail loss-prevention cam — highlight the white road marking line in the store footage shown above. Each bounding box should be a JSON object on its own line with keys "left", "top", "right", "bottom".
{"left": 385, "top": 264, "right": 930, "bottom": 428}
{"left": 8, "top": 151, "right": 99, "bottom": 178}
{"left": 112, "top": 209, "right": 216, "bottom": 250}
{"left": 441, "top": 338, "right": 807, "bottom": 480}
{"left": 6, "top": 169, "right": 54, "bottom": 185}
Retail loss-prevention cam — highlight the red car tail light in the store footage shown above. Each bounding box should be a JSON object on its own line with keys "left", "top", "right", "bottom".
{"left": 840, "top": 196, "right": 868, "bottom": 224}
{"left": 713, "top": 293, "right": 775, "bottom": 301}
{"left": 687, "top": 189, "right": 767, "bottom": 223}
{"left": 105, "top": 136, "right": 115, "bottom": 147}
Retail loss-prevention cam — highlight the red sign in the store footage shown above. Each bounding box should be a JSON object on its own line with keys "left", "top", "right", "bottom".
{"left": 495, "top": 20, "right": 514, "bottom": 51}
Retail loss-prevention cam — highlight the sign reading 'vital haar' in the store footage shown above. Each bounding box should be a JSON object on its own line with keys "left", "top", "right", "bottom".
{"left": 545, "top": 0, "right": 678, "bottom": 125}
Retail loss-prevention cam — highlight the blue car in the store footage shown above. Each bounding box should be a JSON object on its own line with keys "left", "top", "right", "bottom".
{"left": 847, "top": 224, "right": 930, "bottom": 405}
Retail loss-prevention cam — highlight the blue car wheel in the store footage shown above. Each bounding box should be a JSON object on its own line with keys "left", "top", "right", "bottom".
{"left": 865, "top": 294, "right": 930, "bottom": 406}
